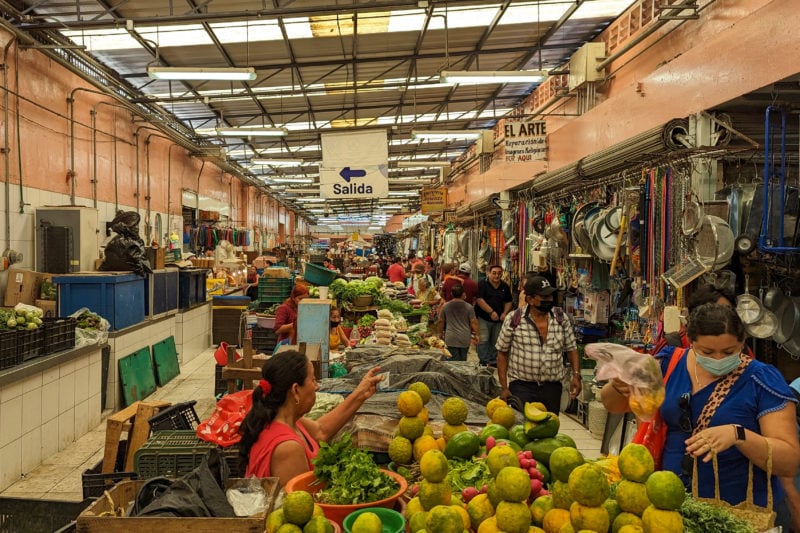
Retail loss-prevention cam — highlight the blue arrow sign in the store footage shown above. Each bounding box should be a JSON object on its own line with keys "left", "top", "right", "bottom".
{"left": 339, "top": 167, "right": 367, "bottom": 182}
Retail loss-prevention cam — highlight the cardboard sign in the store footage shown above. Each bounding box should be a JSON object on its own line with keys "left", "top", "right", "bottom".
{"left": 421, "top": 188, "right": 448, "bottom": 214}
{"left": 504, "top": 118, "right": 547, "bottom": 162}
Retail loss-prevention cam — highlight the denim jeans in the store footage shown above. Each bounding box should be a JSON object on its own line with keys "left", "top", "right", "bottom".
{"left": 476, "top": 317, "right": 502, "bottom": 366}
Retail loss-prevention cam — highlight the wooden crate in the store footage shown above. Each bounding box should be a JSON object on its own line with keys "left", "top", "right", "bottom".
{"left": 76, "top": 477, "right": 279, "bottom": 533}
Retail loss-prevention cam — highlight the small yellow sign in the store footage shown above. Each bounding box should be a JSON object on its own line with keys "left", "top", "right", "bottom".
{"left": 421, "top": 188, "right": 447, "bottom": 214}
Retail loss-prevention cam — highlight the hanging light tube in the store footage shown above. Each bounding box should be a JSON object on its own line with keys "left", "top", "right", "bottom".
{"left": 216, "top": 126, "right": 287, "bottom": 137}
{"left": 147, "top": 66, "right": 257, "bottom": 81}
{"left": 439, "top": 70, "right": 547, "bottom": 84}
{"left": 411, "top": 130, "right": 484, "bottom": 141}
{"left": 250, "top": 158, "right": 305, "bottom": 166}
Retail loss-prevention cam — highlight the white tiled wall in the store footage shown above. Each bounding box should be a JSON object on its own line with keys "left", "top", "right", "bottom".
{"left": 0, "top": 346, "right": 103, "bottom": 492}
{"left": 176, "top": 303, "right": 212, "bottom": 364}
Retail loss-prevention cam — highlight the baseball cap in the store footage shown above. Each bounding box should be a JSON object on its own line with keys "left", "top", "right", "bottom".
{"left": 525, "top": 276, "right": 557, "bottom": 296}
{"left": 458, "top": 262, "right": 471, "bottom": 274}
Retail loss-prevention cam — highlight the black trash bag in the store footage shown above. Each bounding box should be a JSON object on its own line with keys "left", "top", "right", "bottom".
{"left": 100, "top": 210, "right": 152, "bottom": 276}
{"left": 129, "top": 448, "right": 235, "bottom": 518}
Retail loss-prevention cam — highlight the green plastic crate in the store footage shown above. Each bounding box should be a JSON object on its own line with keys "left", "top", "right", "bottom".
{"left": 134, "top": 430, "right": 240, "bottom": 478}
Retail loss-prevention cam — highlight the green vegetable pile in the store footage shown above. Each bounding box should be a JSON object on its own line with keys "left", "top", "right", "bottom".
{"left": 0, "top": 308, "right": 43, "bottom": 331}
{"left": 356, "top": 314, "right": 376, "bottom": 328}
{"left": 75, "top": 310, "right": 103, "bottom": 330}
{"left": 312, "top": 434, "right": 399, "bottom": 505}
{"left": 446, "top": 459, "right": 492, "bottom": 492}
{"left": 680, "top": 495, "right": 757, "bottom": 533}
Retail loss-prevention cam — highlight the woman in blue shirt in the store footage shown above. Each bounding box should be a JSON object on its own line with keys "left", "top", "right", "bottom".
{"left": 601, "top": 303, "right": 800, "bottom": 529}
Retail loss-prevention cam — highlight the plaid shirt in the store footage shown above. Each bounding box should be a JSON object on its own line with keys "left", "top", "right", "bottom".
{"left": 494, "top": 305, "right": 577, "bottom": 383}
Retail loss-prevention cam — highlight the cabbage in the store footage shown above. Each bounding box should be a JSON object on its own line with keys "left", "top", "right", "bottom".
{"left": 364, "top": 276, "right": 384, "bottom": 288}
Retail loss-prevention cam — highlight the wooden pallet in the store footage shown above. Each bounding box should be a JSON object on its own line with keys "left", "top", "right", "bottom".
{"left": 102, "top": 400, "right": 172, "bottom": 474}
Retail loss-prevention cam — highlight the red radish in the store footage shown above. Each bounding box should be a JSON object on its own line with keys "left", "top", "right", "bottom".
{"left": 480, "top": 484, "right": 488, "bottom": 494}
{"left": 528, "top": 457, "right": 537, "bottom": 467}
{"left": 529, "top": 468, "right": 544, "bottom": 481}
{"left": 523, "top": 450, "right": 533, "bottom": 459}
{"left": 411, "top": 484, "right": 419, "bottom": 496}
{"left": 539, "top": 489, "right": 550, "bottom": 496}
{"left": 461, "top": 487, "right": 479, "bottom": 503}
{"left": 530, "top": 479, "right": 543, "bottom": 494}
{"left": 485, "top": 436, "right": 497, "bottom": 451}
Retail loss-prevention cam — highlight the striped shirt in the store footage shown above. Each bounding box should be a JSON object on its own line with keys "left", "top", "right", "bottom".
{"left": 494, "top": 305, "right": 577, "bottom": 383}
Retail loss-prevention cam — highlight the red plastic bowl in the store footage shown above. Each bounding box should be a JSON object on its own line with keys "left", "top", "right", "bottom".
{"left": 284, "top": 469, "right": 408, "bottom": 527}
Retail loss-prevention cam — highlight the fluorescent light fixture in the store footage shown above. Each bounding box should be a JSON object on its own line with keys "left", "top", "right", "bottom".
{"left": 396, "top": 161, "right": 451, "bottom": 168}
{"left": 440, "top": 70, "right": 547, "bottom": 84}
{"left": 147, "top": 66, "right": 257, "bottom": 81}
{"left": 216, "top": 126, "right": 287, "bottom": 137}
{"left": 251, "top": 158, "right": 305, "bottom": 166}
{"left": 412, "top": 130, "right": 484, "bottom": 141}
{"left": 388, "top": 191, "right": 419, "bottom": 197}
{"left": 295, "top": 198, "right": 326, "bottom": 203}
{"left": 270, "top": 178, "right": 313, "bottom": 184}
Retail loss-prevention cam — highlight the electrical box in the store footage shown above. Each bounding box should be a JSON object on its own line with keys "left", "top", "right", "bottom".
{"left": 35, "top": 206, "right": 99, "bottom": 273}
{"left": 478, "top": 130, "right": 495, "bottom": 155}
{"left": 297, "top": 299, "right": 331, "bottom": 378}
{"left": 568, "top": 42, "right": 606, "bottom": 91}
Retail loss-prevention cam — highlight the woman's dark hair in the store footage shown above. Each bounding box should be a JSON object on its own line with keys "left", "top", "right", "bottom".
{"left": 686, "top": 284, "right": 735, "bottom": 314}
{"left": 239, "top": 350, "right": 309, "bottom": 474}
{"left": 687, "top": 302, "right": 745, "bottom": 342}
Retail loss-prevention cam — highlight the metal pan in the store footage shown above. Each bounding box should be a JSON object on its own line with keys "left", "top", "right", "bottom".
{"left": 763, "top": 286, "right": 787, "bottom": 312}
{"left": 780, "top": 300, "right": 800, "bottom": 359}
{"left": 735, "top": 277, "right": 763, "bottom": 325}
{"left": 745, "top": 309, "right": 778, "bottom": 339}
{"left": 772, "top": 296, "right": 798, "bottom": 345}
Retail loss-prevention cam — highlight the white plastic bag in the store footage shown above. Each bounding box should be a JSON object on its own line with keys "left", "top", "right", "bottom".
{"left": 585, "top": 342, "right": 665, "bottom": 421}
{"left": 70, "top": 307, "right": 111, "bottom": 347}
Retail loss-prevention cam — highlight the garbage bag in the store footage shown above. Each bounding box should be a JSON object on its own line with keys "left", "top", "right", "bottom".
{"left": 99, "top": 210, "right": 152, "bottom": 276}
{"left": 130, "top": 448, "right": 235, "bottom": 518}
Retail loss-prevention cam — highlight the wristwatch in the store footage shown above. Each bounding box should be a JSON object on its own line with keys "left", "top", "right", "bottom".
{"left": 733, "top": 424, "right": 746, "bottom": 442}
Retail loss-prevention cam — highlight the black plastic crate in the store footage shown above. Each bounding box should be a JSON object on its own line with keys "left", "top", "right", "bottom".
{"left": 133, "top": 430, "right": 239, "bottom": 479}
{"left": 42, "top": 317, "right": 76, "bottom": 355}
{"left": 81, "top": 440, "right": 136, "bottom": 500}
{"left": 148, "top": 400, "right": 200, "bottom": 432}
{"left": 18, "top": 328, "right": 44, "bottom": 362}
{"left": 214, "top": 364, "right": 227, "bottom": 396}
{"left": 0, "top": 330, "right": 19, "bottom": 370}
{"left": 0, "top": 497, "right": 92, "bottom": 533}
{"left": 251, "top": 326, "right": 278, "bottom": 353}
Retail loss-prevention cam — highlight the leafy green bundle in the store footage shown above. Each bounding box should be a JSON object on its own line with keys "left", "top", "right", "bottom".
{"left": 312, "top": 434, "right": 399, "bottom": 505}
{"left": 680, "top": 496, "right": 757, "bottom": 533}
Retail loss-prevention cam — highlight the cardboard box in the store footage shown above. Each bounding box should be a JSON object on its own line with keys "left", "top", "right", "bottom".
{"left": 4, "top": 269, "right": 48, "bottom": 307}
{"left": 34, "top": 299, "right": 56, "bottom": 317}
{"left": 145, "top": 247, "right": 165, "bottom": 270}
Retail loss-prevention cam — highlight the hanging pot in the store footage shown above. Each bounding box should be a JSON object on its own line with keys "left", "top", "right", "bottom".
{"left": 694, "top": 215, "right": 735, "bottom": 270}
{"left": 779, "top": 299, "right": 800, "bottom": 358}
{"left": 763, "top": 286, "right": 787, "bottom": 313}
{"left": 735, "top": 277, "right": 763, "bottom": 325}
{"left": 603, "top": 206, "right": 623, "bottom": 233}
{"left": 772, "top": 296, "right": 798, "bottom": 345}
{"left": 745, "top": 309, "right": 778, "bottom": 339}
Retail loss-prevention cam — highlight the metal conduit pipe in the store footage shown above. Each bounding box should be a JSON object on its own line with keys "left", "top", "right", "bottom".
{"left": 596, "top": 0, "right": 703, "bottom": 72}
{"left": 166, "top": 144, "right": 181, "bottom": 246}
{"left": 3, "top": 36, "right": 16, "bottom": 250}
{"left": 13, "top": 45, "right": 24, "bottom": 214}
{"left": 91, "top": 101, "right": 132, "bottom": 210}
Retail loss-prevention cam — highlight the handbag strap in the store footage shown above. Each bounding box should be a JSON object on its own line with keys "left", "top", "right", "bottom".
{"left": 692, "top": 448, "right": 722, "bottom": 501}
{"left": 663, "top": 347, "right": 686, "bottom": 384}
{"left": 745, "top": 437, "right": 773, "bottom": 509}
{"left": 693, "top": 355, "right": 752, "bottom": 434}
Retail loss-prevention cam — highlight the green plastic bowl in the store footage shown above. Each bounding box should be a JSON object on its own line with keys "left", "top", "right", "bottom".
{"left": 342, "top": 507, "right": 406, "bottom": 533}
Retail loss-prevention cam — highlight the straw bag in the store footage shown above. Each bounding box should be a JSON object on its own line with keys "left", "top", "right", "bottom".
{"left": 691, "top": 439, "right": 776, "bottom": 531}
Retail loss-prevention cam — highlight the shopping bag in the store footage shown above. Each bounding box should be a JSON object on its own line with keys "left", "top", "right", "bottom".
{"left": 197, "top": 390, "right": 253, "bottom": 447}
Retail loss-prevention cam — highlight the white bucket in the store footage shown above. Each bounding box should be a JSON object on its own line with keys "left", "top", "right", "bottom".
{"left": 318, "top": 286, "right": 329, "bottom": 300}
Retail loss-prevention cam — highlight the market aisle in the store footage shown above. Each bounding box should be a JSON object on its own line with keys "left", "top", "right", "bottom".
{"left": 0, "top": 347, "right": 218, "bottom": 501}
{"left": 0, "top": 347, "right": 603, "bottom": 501}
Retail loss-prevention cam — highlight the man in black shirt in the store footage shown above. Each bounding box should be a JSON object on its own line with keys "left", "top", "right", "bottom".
{"left": 474, "top": 264, "right": 513, "bottom": 367}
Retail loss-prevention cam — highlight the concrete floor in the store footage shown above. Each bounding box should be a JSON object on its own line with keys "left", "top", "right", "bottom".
{"left": 0, "top": 346, "right": 602, "bottom": 502}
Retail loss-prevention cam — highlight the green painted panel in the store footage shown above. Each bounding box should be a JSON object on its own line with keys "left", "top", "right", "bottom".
{"left": 152, "top": 336, "right": 180, "bottom": 386}
{"left": 119, "top": 347, "right": 157, "bottom": 406}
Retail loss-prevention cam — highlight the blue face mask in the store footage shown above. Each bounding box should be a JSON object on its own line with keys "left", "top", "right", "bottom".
{"left": 695, "top": 352, "right": 741, "bottom": 376}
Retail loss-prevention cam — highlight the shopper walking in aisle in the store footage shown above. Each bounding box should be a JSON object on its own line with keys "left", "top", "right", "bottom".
{"left": 600, "top": 303, "right": 799, "bottom": 530}
{"left": 438, "top": 284, "right": 478, "bottom": 361}
{"left": 474, "top": 264, "right": 513, "bottom": 367}
{"left": 408, "top": 262, "right": 434, "bottom": 297}
{"left": 495, "top": 276, "right": 581, "bottom": 414}
{"left": 441, "top": 262, "right": 479, "bottom": 304}
{"left": 386, "top": 256, "right": 406, "bottom": 284}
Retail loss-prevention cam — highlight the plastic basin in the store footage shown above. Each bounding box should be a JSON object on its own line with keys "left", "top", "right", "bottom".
{"left": 284, "top": 469, "right": 407, "bottom": 527}
{"left": 343, "top": 507, "right": 406, "bottom": 533}
{"left": 303, "top": 262, "right": 339, "bottom": 286}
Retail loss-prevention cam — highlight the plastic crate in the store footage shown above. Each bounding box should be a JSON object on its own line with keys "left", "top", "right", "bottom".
{"left": 42, "top": 316, "right": 77, "bottom": 355}
{"left": 133, "top": 430, "right": 239, "bottom": 479}
{"left": 81, "top": 441, "right": 136, "bottom": 499}
{"left": 178, "top": 268, "right": 208, "bottom": 310}
{"left": 0, "top": 497, "right": 93, "bottom": 532}
{"left": 0, "top": 329, "right": 20, "bottom": 370}
{"left": 214, "top": 364, "right": 227, "bottom": 396}
{"left": 18, "top": 327, "right": 45, "bottom": 362}
{"left": 147, "top": 400, "right": 200, "bottom": 432}
{"left": 251, "top": 326, "right": 278, "bottom": 353}
{"left": 53, "top": 273, "right": 146, "bottom": 331}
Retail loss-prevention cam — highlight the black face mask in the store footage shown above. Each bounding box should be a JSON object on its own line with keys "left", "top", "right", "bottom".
{"left": 330, "top": 321, "right": 340, "bottom": 328}
{"left": 534, "top": 301, "right": 554, "bottom": 313}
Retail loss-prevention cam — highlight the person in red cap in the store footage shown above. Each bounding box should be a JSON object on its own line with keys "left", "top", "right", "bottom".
{"left": 273, "top": 284, "right": 309, "bottom": 343}
{"left": 495, "top": 276, "right": 581, "bottom": 414}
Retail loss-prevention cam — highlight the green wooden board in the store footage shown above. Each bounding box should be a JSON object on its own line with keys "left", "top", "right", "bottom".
{"left": 118, "top": 347, "right": 157, "bottom": 406}
{"left": 152, "top": 336, "right": 180, "bottom": 386}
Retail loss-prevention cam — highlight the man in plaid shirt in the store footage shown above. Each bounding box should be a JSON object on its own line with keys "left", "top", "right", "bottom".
{"left": 495, "top": 276, "right": 582, "bottom": 414}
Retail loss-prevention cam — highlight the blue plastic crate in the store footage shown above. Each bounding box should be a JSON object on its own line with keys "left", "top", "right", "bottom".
{"left": 53, "top": 273, "right": 145, "bottom": 331}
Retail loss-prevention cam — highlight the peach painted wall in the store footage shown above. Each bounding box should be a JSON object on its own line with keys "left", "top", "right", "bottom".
{"left": 449, "top": 0, "right": 797, "bottom": 208}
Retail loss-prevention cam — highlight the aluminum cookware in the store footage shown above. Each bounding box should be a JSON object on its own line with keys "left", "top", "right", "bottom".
{"left": 772, "top": 295, "right": 798, "bottom": 345}
{"left": 735, "top": 276, "right": 763, "bottom": 325}
{"left": 745, "top": 308, "right": 778, "bottom": 339}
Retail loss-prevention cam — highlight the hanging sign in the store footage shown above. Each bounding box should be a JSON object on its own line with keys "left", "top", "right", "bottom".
{"left": 421, "top": 188, "right": 448, "bottom": 215}
{"left": 320, "top": 130, "right": 389, "bottom": 199}
{"left": 503, "top": 119, "right": 547, "bottom": 162}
